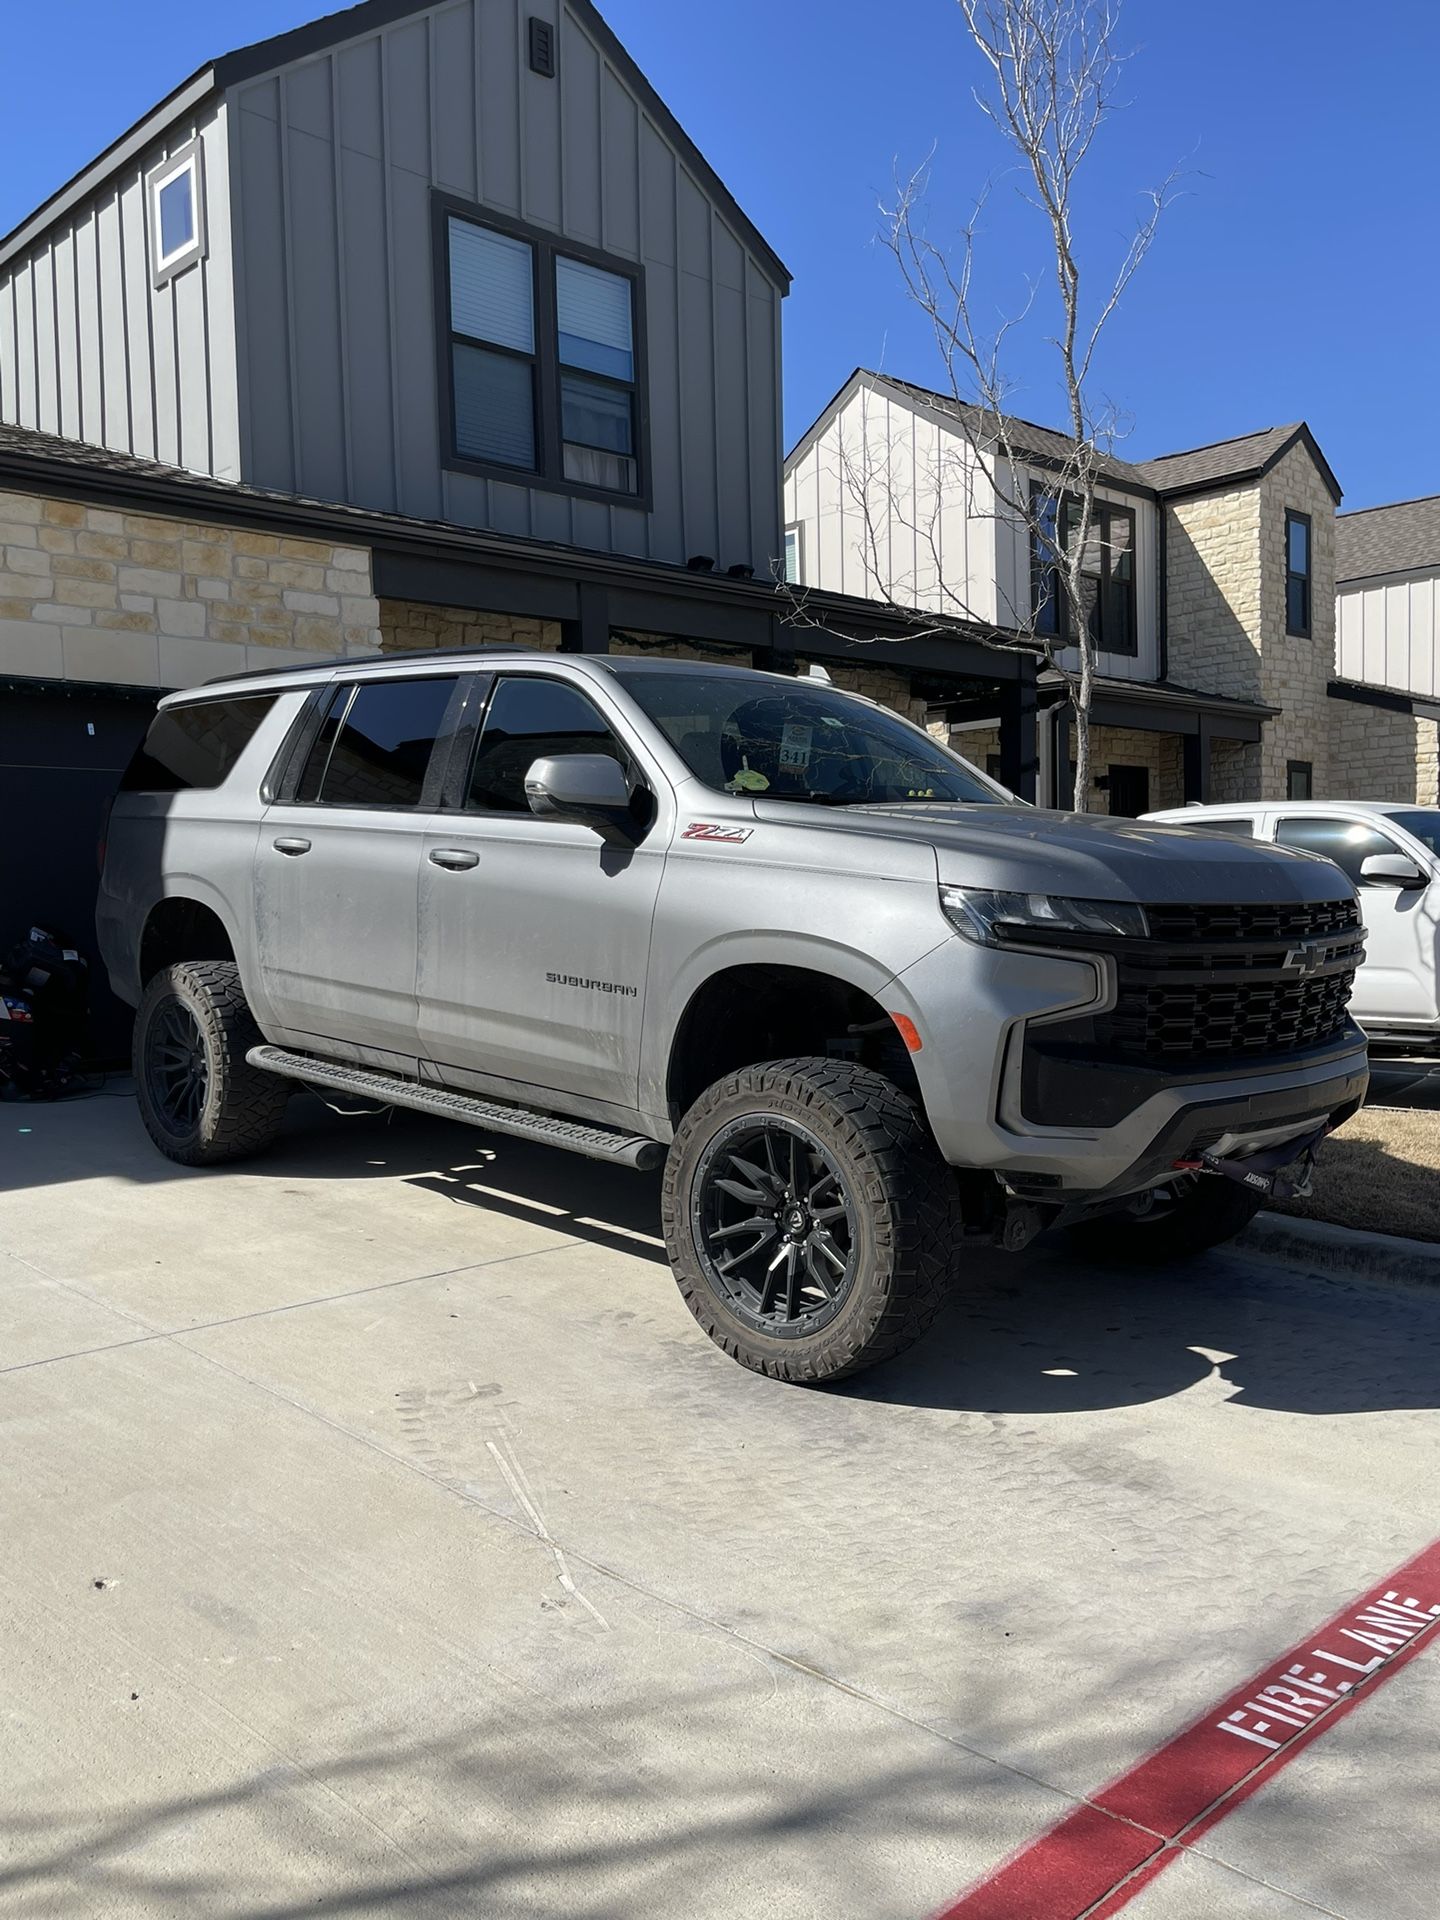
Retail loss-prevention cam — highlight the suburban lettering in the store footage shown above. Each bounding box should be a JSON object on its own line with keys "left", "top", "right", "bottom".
{"left": 544, "top": 972, "right": 638, "bottom": 998}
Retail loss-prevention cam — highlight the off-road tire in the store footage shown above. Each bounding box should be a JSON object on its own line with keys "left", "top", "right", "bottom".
{"left": 662, "top": 1057, "right": 961, "bottom": 1384}
{"left": 134, "top": 961, "right": 289, "bottom": 1166}
{"left": 1067, "top": 1174, "right": 1266, "bottom": 1263}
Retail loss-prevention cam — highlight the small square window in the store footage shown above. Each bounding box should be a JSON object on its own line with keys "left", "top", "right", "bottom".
{"left": 148, "top": 141, "right": 206, "bottom": 286}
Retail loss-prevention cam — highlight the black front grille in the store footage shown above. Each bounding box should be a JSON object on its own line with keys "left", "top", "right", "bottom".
{"left": 1018, "top": 896, "right": 1365, "bottom": 1123}
{"left": 1100, "top": 897, "right": 1364, "bottom": 1061}
{"left": 1143, "top": 899, "right": 1360, "bottom": 943}
{"left": 1100, "top": 964, "right": 1357, "bottom": 1059}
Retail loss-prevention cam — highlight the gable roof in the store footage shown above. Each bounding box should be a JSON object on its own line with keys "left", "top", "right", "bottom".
{"left": 0, "top": 0, "right": 789, "bottom": 288}
{"left": 1336, "top": 494, "right": 1440, "bottom": 582}
{"left": 787, "top": 371, "right": 1341, "bottom": 505}
{"left": 1132, "top": 422, "right": 1341, "bottom": 503}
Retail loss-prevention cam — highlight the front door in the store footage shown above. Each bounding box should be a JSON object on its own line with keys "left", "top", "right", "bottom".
{"left": 416, "top": 672, "right": 668, "bottom": 1116}
{"left": 1273, "top": 814, "right": 1440, "bottom": 1026}
{"left": 1106, "top": 764, "right": 1150, "bottom": 818}
{"left": 253, "top": 673, "right": 462, "bottom": 1065}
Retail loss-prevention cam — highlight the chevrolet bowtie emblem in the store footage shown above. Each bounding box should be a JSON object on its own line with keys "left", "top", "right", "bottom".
{"left": 1282, "top": 940, "right": 1327, "bottom": 977}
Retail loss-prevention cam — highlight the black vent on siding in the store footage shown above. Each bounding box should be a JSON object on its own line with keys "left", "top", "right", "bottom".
{"left": 528, "top": 17, "right": 557, "bottom": 77}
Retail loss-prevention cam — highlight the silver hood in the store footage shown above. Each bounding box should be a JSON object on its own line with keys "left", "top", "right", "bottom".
{"left": 751, "top": 801, "right": 1355, "bottom": 907}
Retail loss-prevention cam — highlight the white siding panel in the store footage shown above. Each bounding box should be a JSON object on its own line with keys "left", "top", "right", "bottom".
{"left": 13, "top": 261, "right": 37, "bottom": 428}
{"left": 52, "top": 230, "right": 80, "bottom": 438}
{"left": 1337, "top": 571, "right": 1440, "bottom": 700}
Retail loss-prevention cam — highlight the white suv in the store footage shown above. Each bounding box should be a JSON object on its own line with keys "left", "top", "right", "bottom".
{"left": 1146, "top": 800, "right": 1440, "bottom": 1048}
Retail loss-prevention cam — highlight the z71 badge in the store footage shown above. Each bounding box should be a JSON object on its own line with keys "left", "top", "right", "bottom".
{"left": 682, "top": 822, "right": 753, "bottom": 843}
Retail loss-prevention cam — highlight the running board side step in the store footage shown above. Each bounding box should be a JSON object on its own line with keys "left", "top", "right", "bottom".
{"left": 246, "top": 1046, "right": 666, "bottom": 1171}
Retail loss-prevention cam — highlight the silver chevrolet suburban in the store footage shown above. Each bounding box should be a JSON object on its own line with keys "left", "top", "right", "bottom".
{"left": 98, "top": 652, "right": 1368, "bottom": 1383}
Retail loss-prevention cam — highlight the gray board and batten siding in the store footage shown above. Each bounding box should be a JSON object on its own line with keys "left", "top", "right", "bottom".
{"left": 0, "top": 0, "right": 789, "bottom": 575}
{"left": 0, "top": 96, "right": 241, "bottom": 482}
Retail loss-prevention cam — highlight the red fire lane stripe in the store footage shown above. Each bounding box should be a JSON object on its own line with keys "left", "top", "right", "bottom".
{"left": 935, "top": 1538, "right": 1440, "bottom": 1920}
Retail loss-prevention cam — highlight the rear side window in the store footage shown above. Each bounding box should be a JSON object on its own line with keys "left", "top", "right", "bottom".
{"left": 1174, "top": 816, "right": 1256, "bottom": 839}
{"left": 121, "top": 696, "right": 277, "bottom": 792}
{"left": 295, "top": 676, "right": 458, "bottom": 809}
{"left": 467, "top": 676, "right": 626, "bottom": 813}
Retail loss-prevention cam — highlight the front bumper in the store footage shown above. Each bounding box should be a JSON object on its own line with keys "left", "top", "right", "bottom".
{"left": 888, "top": 937, "right": 1369, "bottom": 1196}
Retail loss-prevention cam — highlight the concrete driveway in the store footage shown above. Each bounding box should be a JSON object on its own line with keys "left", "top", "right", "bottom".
{"left": 2, "top": 1091, "right": 1438, "bottom": 1919}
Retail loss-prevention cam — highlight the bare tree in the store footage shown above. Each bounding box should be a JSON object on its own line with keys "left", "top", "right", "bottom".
{"left": 786, "top": 0, "right": 1172, "bottom": 808}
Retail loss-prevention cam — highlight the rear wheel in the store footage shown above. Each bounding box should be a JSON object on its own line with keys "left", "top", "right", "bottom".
{"left": 1067, "top": 1173, "right": 1266, "bottom": 1262}
{"left": 662, "top": 1057, "right": 961, "bottom": 1383}
{"left": 134, "top": 961, "right": 289, "bottom": 1166}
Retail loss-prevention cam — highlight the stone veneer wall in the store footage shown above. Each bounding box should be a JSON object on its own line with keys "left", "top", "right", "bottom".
{"left": 1256, "top": 441, "right": 1337, "bottom": 796}
{"left": 1328, "top": 703, "right": 1440, "bottom": 805}
{"left": 377, "top": 600, "right": 561, "bottom": 652}
{"left": 1162, "top": 442, "right": 1343, "bottom": 801}
{"left": 0, "top": 487, "right": 382, "bottom": 687}
{"left": 1068, "top": 723, "right": 1185, "bottom": 813}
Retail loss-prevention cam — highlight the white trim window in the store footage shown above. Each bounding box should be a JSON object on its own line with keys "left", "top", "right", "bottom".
{"left": 783, "top": 523, "right": 803, "bottom": 584}
{"left": 148, "top": 140, "right": 206, "bottom": 287}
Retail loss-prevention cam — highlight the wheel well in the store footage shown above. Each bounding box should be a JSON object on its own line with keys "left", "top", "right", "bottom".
{"left": 139, "top": 898, "right": 235, "bottom": 987}
{"left": 667, "top": 965, "right": 923, "bottom": 1119}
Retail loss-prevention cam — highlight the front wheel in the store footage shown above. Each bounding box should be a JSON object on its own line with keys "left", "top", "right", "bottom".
{"left": 662, "top": 1057, "right": 961, "bottom": 1384}
{"left": 1067, "top": 1173, "right": 1266, "bottom": 1262}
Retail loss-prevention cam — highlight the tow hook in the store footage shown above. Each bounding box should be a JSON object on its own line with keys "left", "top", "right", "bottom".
{"left": 1172, "top": 1120, "right": 1332, "bottom": 1203}
{"left": 998, "top": 1200, "right": 1050, "bottom": 1253}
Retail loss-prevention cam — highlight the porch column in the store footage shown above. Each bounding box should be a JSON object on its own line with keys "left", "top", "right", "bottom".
{"left": 1052, "top": 700, "right": 1074, "bottom": 810}
{"left": 1183, "top": 716, "right": 1214, "bottom": 803}
{"left": 998, "top": 669, "right": 1039, "bottom": 802}
{"left": 559, "top": 581, "right": 611, "bottom": 653}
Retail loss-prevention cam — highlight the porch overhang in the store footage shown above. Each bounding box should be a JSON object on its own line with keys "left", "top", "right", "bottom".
{"left": 1037, "top": 673, "right": 1277, "bottom": 743}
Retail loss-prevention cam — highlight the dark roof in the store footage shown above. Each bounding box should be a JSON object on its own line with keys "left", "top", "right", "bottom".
{"left": 793, "top": 371, "right": 1342, "bottom": 505}
{"left": 0, "top": 0, "right": 789, "bottom": 289}
{"left": 1132, "top": 425, "right": 1310, "bottom": 493}
{"left": 0, "top": 420, "right": 204, "bottom": 482}
{"left": 1336, "top": 495, "right": 1440, "bottom": 582}
{"left": 862, "top": 374, "right": 1149, "bottom": 494}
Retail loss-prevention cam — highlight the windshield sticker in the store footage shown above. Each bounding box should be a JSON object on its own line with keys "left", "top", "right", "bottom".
{"left": 683, "top": 822, "right": 753, "bottom": 843}
{"left": 778, "top": 722, "right": 814, "bottom": 771}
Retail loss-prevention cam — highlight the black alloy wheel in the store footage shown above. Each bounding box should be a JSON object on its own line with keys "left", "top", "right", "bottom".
{"left": 693, "top": 1116, "right": 857, "bottom": 1336}
{"left": 143, "top": 996, "right": 210, "bottom": 1134}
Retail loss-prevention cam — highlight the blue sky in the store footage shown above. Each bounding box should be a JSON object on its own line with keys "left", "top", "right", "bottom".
{"left": 2, "top": 0, "right": 1436, "bottom": 510}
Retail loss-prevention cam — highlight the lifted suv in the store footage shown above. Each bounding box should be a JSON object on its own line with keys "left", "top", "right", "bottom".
{"left": 99, "top": 652, "right": 1368, "bottom": 1383}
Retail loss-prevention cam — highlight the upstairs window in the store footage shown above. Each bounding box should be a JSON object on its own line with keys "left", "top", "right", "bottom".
{"left": 147, "top": 141, "right": 206, "bottom": 287}
{"left": 783, "top": 524, "right": 803, "bottom": 583}
{"left": 1287, "top": 759, "right": 1313, "bottom": 800}
{"left": 1031, "top": 487, "right": 1137, "bottom": 656}
{"left": 1286, "top": 510, "right": 1312, "bottom": 637}
{"left": 439, "top": 198, "right": 645, "bottom": 503}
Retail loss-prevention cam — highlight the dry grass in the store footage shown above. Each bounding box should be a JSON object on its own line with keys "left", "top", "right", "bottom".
{"left": 1273, "top": 1105, "right": 1440, "bottom": 1243}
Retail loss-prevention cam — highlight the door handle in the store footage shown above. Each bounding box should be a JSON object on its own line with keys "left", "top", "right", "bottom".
{"left": 272, "top": 836, "right": 312, "bottom": 856}
{"left": 428, "top": 847, "right": 480, "bottom": 871}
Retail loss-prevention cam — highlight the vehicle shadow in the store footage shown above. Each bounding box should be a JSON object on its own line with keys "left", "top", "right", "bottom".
{"left": 8, "top": 1097, "right": 1438, "bottom": 1422}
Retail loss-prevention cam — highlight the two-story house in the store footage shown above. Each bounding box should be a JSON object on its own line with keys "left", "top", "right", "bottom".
{"left": 0, "top": 0, "right": 1034, "bottom": 1027}
{"left": 785, "top": 369, "right": 1363, "bottom": 813}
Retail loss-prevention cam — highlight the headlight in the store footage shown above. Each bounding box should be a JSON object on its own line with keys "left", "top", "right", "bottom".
{"left": 940, "top": 886, "right": 1149, "bottom": 945}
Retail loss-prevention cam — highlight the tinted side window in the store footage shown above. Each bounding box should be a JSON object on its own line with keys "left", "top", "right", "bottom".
{"left": 1275, "top": 816, "right": 1394, "bottom": 885}
{"left": 467, "top": 677, "right": 624, "bottom": 813}
{"left": 297, "top": 677, "right": 457, "bottom": 809}
{"left": 1176, "top": 816, "right": 1255, "bottom": 839}
{"left": 121, "top": 696, "right": 277, "bottom": 793}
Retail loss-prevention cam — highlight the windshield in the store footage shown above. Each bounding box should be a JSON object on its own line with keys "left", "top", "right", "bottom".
{"left": 621, "top": 671, "right": 1009, "bottom": 806}
{"left": 1385, "top": 811, "right": 1440, "bottom": 859}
